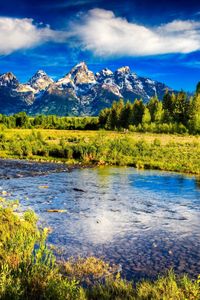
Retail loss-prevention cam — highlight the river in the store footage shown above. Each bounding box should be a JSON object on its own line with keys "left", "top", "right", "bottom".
{"left": 0, "top": 161, "right": 200, "bottom": 280}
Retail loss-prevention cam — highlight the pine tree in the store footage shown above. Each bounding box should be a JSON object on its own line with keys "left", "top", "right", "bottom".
{"left": 162, "top": 91, "right": 174, "bottom": 122}
{"left": 14, "top": 112, "right": 29, "bottom": 128}
{"left": 99, "top": 108, "right": 110, "bottom": 127}
{"left": 189, "top": 83, "right": 200, "bottom": 133}
{"left": 142, "top": 107, "right": 151, "bottom": 124}
{"left": 154, "top": 101, "right": 164, "bottom": 123}
{"left": 120, "top": 101, "right": 133, "bottom": 128}
{"left": 173, "top": 91, "right": 188, "bottom": 125}
{"left": 196, "top": 81, "right": 200, "bottom": 94}
{"left": 105, "top": 100, "right": 125, "bottom": 130}
{"left": 132, "top": 99, "right": 145, "bottom": 125}
{"left": 147, "top": 96, "right": 159, "bottom": 122}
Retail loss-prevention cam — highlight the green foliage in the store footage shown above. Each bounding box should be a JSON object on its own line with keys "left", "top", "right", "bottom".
{"left": 132, "top": 99, "right": 145, "bottom": 126}
{"left": 189, "top": 94, "right": 200, "bottom": 133}
{"left": 14, "top": 112, "right": 29, "bottom": 128}
{"left": 0, "top": 201, "right": 82, "bottom": 300}
{"left": 1, "top": 128, "right": 200, "bottom": 173}
{"left": 147, "top": 96, "right": 159, "bottom": 122}
{"left": 86, "top": 275, "right": 135, "bottom": 300}
{"left": 142, "top": 107, "right": 151, "bottom": 124}
{"left": 137, "top": 270, "right": 200, "bottom": 300}
{"left": 154, "top": 101, "right": 164, "bottom": 123}
{"left": 162, "top": 91, "right": 175, "bottom": 122}
{"left": 98, "top": 83, "right": 200, "bottom": 134}
{"left": 172, "top": 91, "right": 189, "bottom": 125}
{"left": 196, "top": 81, "right": 200, "bottom": 94}
{"left": 0, "top": 114, "right": 99, "bottom": 130}
{"left": 86, "top": 271, "right": 200, "bottom": 300}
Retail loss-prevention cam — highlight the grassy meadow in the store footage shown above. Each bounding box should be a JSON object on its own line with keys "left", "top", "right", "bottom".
{"left": 1, "top": 128, "right": 200, "bottom": 174}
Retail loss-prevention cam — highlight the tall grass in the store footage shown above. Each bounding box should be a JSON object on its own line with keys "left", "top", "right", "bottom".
{"left": 1, "top": 129, "right": 200, "bottom": 174}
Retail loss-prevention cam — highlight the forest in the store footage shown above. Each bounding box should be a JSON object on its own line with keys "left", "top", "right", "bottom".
{"left": 99, "top": 82, "right": 200, "bottom": 133}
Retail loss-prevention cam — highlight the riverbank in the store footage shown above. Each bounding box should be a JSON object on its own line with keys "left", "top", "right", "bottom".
{"left": 1, "top": 129, "right": 200, "bottom": 174}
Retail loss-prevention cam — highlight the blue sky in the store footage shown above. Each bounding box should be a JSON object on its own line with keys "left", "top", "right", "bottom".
{"left": 0, "top": 0, "right": 199, "bottom": 91}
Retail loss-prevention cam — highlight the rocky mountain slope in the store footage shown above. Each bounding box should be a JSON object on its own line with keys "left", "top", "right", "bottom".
{"left": 0, "top": 62, "right": 173, "bottom": 116}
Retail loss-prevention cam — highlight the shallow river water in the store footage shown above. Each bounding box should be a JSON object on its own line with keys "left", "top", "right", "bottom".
{"left": 1, "top": 163, "right": 200, "bottom": 280}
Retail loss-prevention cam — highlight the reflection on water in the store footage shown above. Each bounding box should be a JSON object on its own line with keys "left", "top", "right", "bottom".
{"left": 0, "top": 166, "right": 200, "bottom": 280}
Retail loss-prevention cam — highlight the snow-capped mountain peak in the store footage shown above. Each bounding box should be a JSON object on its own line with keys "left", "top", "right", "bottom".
{"left": 96, "top": 68, "right": 114, "bottom": 82}
{"left": 71, "top": 61, "right": 87, "bottom": 72}
{"left": 99, "top": 68, "right": 113, "bottom": 77}
{"left": 34, "top": 69, "right": 47, "bottom": 77}
{"left": 56, "top": 62, "right": 96, "bottom": 88}
{"left": 0, "top": 62, "right": 174, "bottom": 116}
{"left": 0, "top": 72, "right": 19, "bottom": 87}
{"left": 28, "top": 70, "right": 53, "bottom": 91}
{"left": 69, "top": 62, "right": 96, "bottom": 85}
{"left": 116, "top": 66, "right": 131, "bottom": 74}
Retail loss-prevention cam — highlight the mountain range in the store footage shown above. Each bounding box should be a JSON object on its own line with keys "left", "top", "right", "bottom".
{"left": 0, "top": 62, "right": 173, "bottom": 116}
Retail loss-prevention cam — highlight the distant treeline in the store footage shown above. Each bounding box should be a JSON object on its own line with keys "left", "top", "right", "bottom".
{"left": 0, "top": 114, "right": 99, "bottom": 130}
{"left": 0, "top": 82, "right": 200, "bottom": 134}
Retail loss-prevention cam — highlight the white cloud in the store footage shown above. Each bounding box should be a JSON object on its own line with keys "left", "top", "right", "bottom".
{"left": 0, "top": 17, "right": 68, "bottom": 55}
{"left": 1, "top": 11, "right": 200, "bottom": 57}
{"left": 159, "top": 20, "right": 200, "bottom": 32}
{"left": 72, "top": 8, "right": 200, "bottom": 56}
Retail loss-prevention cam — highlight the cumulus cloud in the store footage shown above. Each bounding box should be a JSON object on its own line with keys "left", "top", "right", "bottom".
{"left": 0, "top": 17, "right": 68, "bottom": 55}
{"left": 72, "top": 8, "right": 200, "bottom": 56}
{"left": 1, "top": 11, "right": 200, "bottom": 57}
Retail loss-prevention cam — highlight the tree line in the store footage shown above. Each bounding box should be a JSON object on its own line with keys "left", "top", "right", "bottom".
{"left": 0, "top": 114, "right": 99, "bottom": 130}
{"left": 99, "top": 82, "right": 200, "bottom": 134}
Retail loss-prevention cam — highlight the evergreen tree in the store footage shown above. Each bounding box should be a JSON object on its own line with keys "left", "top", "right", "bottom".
{"left": 162, "top": 91, "right": 174, "bottom": 122}
{"left": 132, "top": 99, "right": 145, "bottom": 125}
{"left": 120, "top": 101, "right": 133, "bottom": 128}
{"left": 147, "top": 96, "right": 159, "bottom": 122}
{"left": 154, "top": 101, "right": 164, "bottom": 123}
{"left": 142, "top": 107, "right": 151, "bottom": 124}
{"left": 189, "top": 83, "right": 200, "bottom": 133}
{"left": 196, "top": 81, "right": 200, "bottom": 94}
{"left": 172, "top": 91, "right": 188, "bottom": 125}
{"left": 105, "top": 99, "right": 125, "bottom": 129}
{"left": 99, "top": 108, "right": 110, "bottom": 127}
{"left": 116, "top": 99, "right": 125, "bottom": 128}
{"left": 14, "top": 112, "right": 29, "bottom": 128}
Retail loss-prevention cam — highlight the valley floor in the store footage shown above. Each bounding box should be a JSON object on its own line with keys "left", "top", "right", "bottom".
{"left": 1, "top": 129, "right": 200, "bottom": 174}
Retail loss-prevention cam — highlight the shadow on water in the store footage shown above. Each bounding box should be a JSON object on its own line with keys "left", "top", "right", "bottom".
{"left": 0, "top": 162, "right": 200, "bottom": 280}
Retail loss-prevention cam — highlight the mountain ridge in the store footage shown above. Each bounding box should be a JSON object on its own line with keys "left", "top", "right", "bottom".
{"left": 0, "top": 62, "right": 174, "bottom": 116}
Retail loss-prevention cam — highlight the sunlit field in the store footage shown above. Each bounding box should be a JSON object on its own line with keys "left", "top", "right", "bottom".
{"left": 1, "top": 129, "right": 200, "bottom": 174}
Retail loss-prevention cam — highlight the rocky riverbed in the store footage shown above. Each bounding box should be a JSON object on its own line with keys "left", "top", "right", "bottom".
{"left": 0, "top": 158, "right": 72, "bottom": 179}
{"left": 0, "top": 162, "right": 200, "bottom": 281}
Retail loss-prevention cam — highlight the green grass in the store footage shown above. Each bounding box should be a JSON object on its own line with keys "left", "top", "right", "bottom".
{"left": 1, "top": 129, "right": 200, "bottom": 174}
{"left": 0, "top": 199, "right": 199, "bottom": 300}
